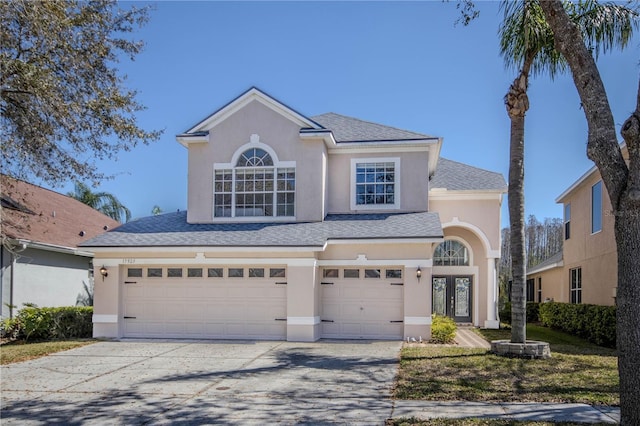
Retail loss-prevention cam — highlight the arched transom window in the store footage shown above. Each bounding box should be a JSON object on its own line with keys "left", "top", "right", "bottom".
{"left": 433, "top": 240, "right": 469, "bottom": 266}
{"left": 214, "top": 147, "right": 295, "bottom": 218}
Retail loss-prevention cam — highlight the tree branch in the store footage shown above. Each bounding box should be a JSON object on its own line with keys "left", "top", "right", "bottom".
{"left": 539, "top": 0, "right": 628, "bottom": 208}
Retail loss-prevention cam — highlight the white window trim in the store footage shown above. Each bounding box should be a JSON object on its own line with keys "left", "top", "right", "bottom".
{"left": 212, "top": 137, "right": 296, "bottom": 220}
{"left": 350, "top": 157, "right": 401, "bottom": 211}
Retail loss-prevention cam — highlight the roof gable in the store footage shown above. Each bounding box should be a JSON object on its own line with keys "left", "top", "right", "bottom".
{"left": 181, "top": 87, "right": 323, "bottom": 137}
{"left": 1, "top": 176, "right": 121, "bottom": 250}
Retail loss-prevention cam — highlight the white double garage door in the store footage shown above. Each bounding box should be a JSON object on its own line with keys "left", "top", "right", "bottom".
{"left": 122, "top": 266, "right": 404, "bottom": 340}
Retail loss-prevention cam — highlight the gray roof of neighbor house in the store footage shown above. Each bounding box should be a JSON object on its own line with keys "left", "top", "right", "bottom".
{"left": 430, "top": 158, "right": 507, "bottom": 192}
{"left": 311, "top": 113, "right": 437, "bottom": 143}
{"left": 527, "top": 250, "right": 564, "bottom": 275}
{"left": 80, "top": 211, "right": 443, "bottom": 248}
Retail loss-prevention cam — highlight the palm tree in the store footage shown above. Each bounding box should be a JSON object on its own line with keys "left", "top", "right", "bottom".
{"left": 68, "top": 182, "right": 131, "bottom": 223}
{"left": 499, "top": 0, "right": 637, "bottom": 344}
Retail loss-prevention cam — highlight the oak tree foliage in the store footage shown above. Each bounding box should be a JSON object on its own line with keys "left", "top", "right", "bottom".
{"left": 0, "top": 0, "right": 162, "bottom": 186}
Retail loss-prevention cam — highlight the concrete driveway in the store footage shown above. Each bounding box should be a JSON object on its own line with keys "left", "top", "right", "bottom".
{"left": 1, "top": 340, "right": 402, "bottom": 425}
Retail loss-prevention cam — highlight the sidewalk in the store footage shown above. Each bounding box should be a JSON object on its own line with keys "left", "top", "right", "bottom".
{"left": 392, "top": 401, "right": 620, "bottom": 424}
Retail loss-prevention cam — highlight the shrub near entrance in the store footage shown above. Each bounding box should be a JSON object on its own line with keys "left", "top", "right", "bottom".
{"left": 430, "top": 315, "right": 457, "bottom": 343}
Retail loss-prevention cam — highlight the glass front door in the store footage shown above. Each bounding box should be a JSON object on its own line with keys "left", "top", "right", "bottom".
{"left": 432, "top": 275, "right": 472, "bottom": 323}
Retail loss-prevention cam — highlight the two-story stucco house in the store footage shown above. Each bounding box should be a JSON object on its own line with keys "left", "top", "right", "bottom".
{"left": 83, "top": 87, "right": 506, "bottom": 341}
{"left": 527, "top": 146, "right": 627, "bottom": 306}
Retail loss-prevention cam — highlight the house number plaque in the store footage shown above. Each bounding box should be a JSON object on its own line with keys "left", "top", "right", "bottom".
{"left": 122, "top": 258, "right": 136, "bottom": 264}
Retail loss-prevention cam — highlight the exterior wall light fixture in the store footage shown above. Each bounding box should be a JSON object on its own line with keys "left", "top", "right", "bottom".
{"left": 416, "top": 266, "right": 422, "bottom": 281}
{"left": 99, "top": 266, "right": 108, "bottom": 281}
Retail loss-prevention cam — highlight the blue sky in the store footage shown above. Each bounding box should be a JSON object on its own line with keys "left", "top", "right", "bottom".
{"left": 47, "top": 1, "right": 639, "bottom": 227}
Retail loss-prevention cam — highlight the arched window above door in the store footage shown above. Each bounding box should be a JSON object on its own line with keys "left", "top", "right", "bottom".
{"left": 433, "top": 240, "right": 470, "bottom": 266}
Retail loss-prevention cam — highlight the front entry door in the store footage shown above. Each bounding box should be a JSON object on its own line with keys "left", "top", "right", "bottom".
{"left": 432, "top": 275, "right": 472, "bottom": 323}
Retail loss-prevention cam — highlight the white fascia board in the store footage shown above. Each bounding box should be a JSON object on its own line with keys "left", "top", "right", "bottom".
{"left": 427, "top": 137, "right": 443, "bottom": 178}
{"left": 176, "top": 133, "right": 210, "bottom": 148}
{"left": 555, "top": 165, "right": 598, "bottom": 203}
{"left": 317, "top": 259, "right": 433, "bottom": 268}
{"left": 299, "top": 130, "right": 337, "bottom": 148}
{"left": 428, "top": 191, "right": 506, "bottom": 201}
{"left": 328, "top": 138, "right": 438, "bottom": 153}
{"left": 527, "top": 261, "right": 564, "bottom": 275}
{"left": 326, "top": 238, "right": 443, "bottom": 245}
{"left": 17, "top": 239, "right": 94, "bottom": 257}
{"left": 95, "top": 257, "right": 317, "bottom": 267}
{"left": 187, "top": 88, "right": 320, "bottom": 133}
{"left": 86, "top": 245, "right": 325, "bottom": 254}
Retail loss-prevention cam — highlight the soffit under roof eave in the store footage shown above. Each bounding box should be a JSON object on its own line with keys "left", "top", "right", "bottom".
{"left": 299, "top": 130, "right": 337, "bottom": 148}
{"left": 527, "top": 261, "right": 564, "bottom": 275}
{"left": 176, "top": 133, "right": 210, "bottom": 147}
{"left": 555, "top": 165, "right": 598, "bottom": 204}
{"left": 16, "top": 239, "right": 94, "bottom": 258}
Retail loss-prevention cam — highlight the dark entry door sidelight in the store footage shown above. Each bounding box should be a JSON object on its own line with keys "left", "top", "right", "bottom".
{"left": 432, "top": 275, "right": 472, "bottom": 323}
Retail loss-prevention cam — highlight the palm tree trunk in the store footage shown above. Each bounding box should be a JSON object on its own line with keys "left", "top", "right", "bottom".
{"left": 505, "top": 72, "right": 530, "bottom": 344}
{"left": 539, "top": 2, "right": 640, "bottom": 422}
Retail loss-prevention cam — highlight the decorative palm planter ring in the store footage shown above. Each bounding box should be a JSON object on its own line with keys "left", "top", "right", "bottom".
{"left": 490, "top": 340, "right": 551, "bottom": 359}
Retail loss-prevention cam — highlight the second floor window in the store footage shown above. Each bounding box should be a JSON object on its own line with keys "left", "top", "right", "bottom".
{"left": 214, "top": 148, "right": 295, "bottom": 218}
{"left": 564, "top": 203, "right": 571, "bottom": 240}
{"left": 350, "top": 157, "right": 400, "bottom": 210}
{"left": 592, "top": 181, "right": 602, "bottom": 234}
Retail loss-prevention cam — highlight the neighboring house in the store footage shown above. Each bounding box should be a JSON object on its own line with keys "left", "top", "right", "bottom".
{"left": 527, "top": 146, "right": 627, "bottom": 306}
{"left": 83, "top": 87, "right": 506, "bottom": 342}
{"left": 1, "top": 176, "right": 120, "bottom": 318}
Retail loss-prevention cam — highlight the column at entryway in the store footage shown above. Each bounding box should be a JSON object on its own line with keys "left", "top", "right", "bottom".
{"left": 484, "top": 257, "right": 500, "bottom": 329}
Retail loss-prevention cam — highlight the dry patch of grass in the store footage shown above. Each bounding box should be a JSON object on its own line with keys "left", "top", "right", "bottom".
{"left": 395, "top": 326, "right": 618, "bottom": 405}
{"left": 0, "top": 339, "right": 96, "bottom": 364}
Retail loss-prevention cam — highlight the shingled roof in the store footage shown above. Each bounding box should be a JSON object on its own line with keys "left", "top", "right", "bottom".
{"left": 430, "top": 158, "right": 507, "bottom": 192}
{"left": 1, "top": 176, "right": 121, "bottom": 251}
{"left": 80, "top": 211, "right": 443, "bottom": 248}
{"left": 311, "top": 113, "right": 437, "bottom": 143}
{"left": 528, "top": 250, "right": 564, "bottom": 275}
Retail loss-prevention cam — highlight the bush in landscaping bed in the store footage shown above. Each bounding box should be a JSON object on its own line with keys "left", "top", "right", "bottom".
{"left": 1, "top": 306, "right": 93, "bottom": 341}
{"left": 499, "top": 301, "right": 540, "bottom": 324}
{"left": 539, "top": 302, "right": 616, "bottom": 348}
{"left": 430, "top": 314, "right": 457, "bottom": 344}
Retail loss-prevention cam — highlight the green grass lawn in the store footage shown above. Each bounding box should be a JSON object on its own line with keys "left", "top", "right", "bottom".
{"left": 0, "top": 339, "right": 96, "bottom": 364}
{"left": 388, "top": 420, "right": 612, "bottom": 426}
{"left": 394, "top": 325, "right": 618, "bottom": 405}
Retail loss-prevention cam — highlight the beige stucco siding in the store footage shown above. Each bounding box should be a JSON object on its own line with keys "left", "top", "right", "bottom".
{"left": 186, "top": 100, "right": 326, "bottom": 223}
{"left": 528, "top": 267, "right": 566, "bottom": 303}
{"left": 429, "top": 198, "right": 502, "bottom": 253}
{"left": 326, "top": 152, "right": 429, "bottom": 214}
{"left": 560, "top": 171, "right": 617, "bottom": 306}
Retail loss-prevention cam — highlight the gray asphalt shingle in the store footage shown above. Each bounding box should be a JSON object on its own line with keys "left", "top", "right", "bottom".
{"left": 430, "top": 158, "right": 507, "bottom": 192}
{"left": 311, "top": 113, "right": 436, "bottom": 142}
{"left": 80, "top": 212, "right": 443, "bottom": 248}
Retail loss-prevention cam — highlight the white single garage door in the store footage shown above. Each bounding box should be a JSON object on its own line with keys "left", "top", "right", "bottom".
{"left": 122, "top": 266, "right": 287, "bottom": 340}
{"left": 320, "top": 267, "right": 404, "bottom": 339}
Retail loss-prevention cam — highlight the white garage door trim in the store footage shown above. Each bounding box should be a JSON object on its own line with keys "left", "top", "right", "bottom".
{"left": 121, "top": 266, "right": 287, "bottom": 340}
